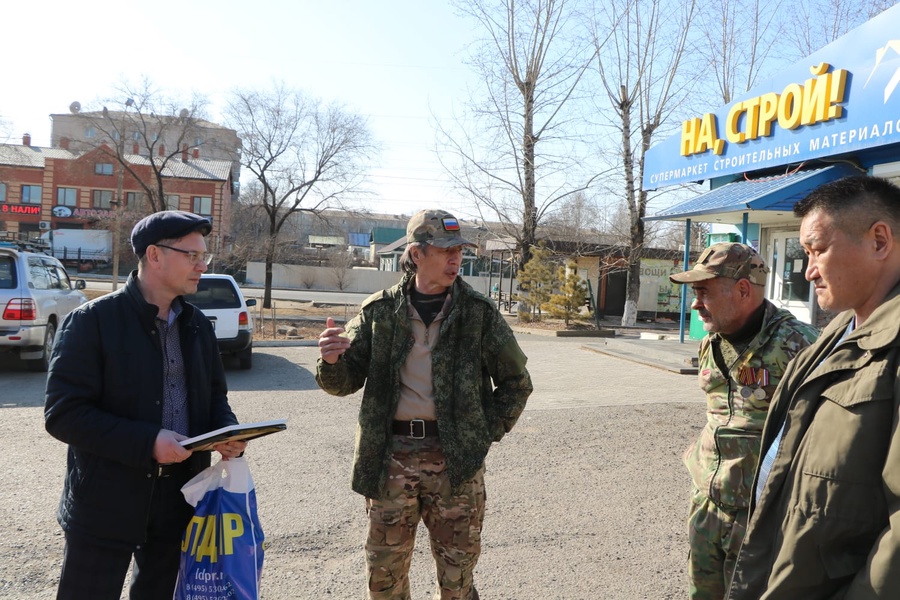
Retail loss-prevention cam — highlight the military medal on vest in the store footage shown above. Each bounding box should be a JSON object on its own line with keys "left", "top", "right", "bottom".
{"left": 738, "top": 366, "right": 769, "bottom": 399}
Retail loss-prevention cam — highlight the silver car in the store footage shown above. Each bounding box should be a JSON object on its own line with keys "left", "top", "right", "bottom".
{"left": 0, "top": 241, "right": 88, "bottom": 371}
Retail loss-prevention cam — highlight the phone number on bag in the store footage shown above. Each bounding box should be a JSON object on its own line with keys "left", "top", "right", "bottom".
{"left": 184, "top": 583, "right": 235, "bottom": 599}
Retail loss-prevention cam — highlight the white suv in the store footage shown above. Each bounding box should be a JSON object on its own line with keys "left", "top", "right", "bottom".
{"left": 0, "top": 241, "right": 88, "bottom": 371}
{"left": 184, "top": 274, "right": 256, "bottom": 369}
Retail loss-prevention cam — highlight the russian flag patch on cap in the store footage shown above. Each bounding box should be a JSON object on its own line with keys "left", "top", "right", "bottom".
{"left": 442, "top": 217, "right": 460, "bottom": 231}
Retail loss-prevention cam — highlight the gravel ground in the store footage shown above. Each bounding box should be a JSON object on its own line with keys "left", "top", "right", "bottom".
{"left": 0, "top": 339, "right": 703, "bottom": 599}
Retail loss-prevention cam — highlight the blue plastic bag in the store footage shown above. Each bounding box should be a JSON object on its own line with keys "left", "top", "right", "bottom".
{"left": 175, "top": 457, "right": 265, "bottom": 600}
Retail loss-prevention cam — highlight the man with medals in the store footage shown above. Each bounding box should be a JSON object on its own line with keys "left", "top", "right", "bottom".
{"left": 669, "top": 243, "right": 817, "bottom": 599}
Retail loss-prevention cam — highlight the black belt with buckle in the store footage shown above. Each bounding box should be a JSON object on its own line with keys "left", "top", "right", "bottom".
{"left": 392, "top": 419, "right": 438, "bottom": 439}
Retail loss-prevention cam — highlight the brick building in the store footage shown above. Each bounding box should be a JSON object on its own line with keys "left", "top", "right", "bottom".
{"left": 51, "top": 108, "right": 242, "bottom": 190}
{"left": 0, "top": 134, "right": 233, "bottom": 255}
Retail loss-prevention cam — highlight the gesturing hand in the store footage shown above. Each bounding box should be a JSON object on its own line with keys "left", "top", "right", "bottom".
{"left": 318, "top": 317, "right": 351, "bottom": 364}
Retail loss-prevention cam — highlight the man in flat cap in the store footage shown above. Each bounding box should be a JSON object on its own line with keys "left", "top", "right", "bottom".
{"left": 45, "top": 210, "right": 246, "bottom": 599}
{"left": 670, "top": 242, "right": 817, "bottom": 599}
{"left": 316, "top": 209, "right": 533, "bottom": 599}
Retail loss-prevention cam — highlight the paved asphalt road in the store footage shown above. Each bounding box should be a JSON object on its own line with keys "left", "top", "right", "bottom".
{"left": 0, "top": 335, "right": 705, "bottom": 599}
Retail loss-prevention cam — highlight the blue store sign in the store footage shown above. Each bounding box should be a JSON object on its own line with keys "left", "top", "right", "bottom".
{"left": 643, "top": 4, "right": 900, "bottom": 189}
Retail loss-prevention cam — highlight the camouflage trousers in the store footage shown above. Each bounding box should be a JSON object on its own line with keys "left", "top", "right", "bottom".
{"left": 365, "top": 435, "right": 485, "bottom": 600}
{"left": 687, "top": 488, "right": 748, "bottom": 600}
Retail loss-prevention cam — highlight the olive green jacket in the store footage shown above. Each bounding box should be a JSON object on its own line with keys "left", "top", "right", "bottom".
{"left": 316, "top": 274, "right": 533, "bottom": 499}
{"left": 729, "top": 283, "right": 900, "bottom": 599}
{"left": 686, "top": 301, "right": 817, "bottom": 509}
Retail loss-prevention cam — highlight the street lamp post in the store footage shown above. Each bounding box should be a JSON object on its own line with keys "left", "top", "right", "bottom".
{"left": 111, "top": 140, "right": 125, "bottom": 291}
{"left": 109, "top": 100, "right": 133, "bottom": 291}
{"left": 110, "top": 199, "right": 122, "bottom": 291}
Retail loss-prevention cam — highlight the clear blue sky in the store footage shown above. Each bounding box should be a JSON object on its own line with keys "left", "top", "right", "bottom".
{"left": 2, "top": 0, "right": 481, "bottom": 218}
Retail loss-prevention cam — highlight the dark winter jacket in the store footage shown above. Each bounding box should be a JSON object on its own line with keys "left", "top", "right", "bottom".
{"left": 44, "top": 272, "right": 237, "bottom": 545}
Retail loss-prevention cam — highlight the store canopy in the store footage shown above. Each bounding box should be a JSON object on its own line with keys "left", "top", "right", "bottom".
{"left": 645, "top": 163, "right": 859, "bottom": 225}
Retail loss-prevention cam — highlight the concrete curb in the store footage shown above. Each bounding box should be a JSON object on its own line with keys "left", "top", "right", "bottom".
{"left": 582, "top": 343, "right": 698, "bottom": 375}
{"left": 582, "top": 333, "right": 699, "bottom": 375}
{"left": 509, "top": 326, "right": 616, "bottom": 338}
{"left": 254, "top": 339, "right": 319, "bottom": 347}
{"left": 251, "top": 327, "right": 700, "bottom": 375}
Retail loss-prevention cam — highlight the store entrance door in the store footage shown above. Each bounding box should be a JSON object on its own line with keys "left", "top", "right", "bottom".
{"left": 767, "top": 232, "right": 814, "bottom": 323}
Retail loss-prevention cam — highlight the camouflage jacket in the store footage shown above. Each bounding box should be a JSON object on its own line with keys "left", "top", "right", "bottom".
{"left": 316, "top": 274, "right": 533, "bottom": 499}
{"left": 685, "top": 301, "right": 817, "bottom": 509}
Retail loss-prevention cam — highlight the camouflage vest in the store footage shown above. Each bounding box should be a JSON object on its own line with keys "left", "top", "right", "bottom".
{"left": 685, "top": 301, "right": 817, "bottom": 509}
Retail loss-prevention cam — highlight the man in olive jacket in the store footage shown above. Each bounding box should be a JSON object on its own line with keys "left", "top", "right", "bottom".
{"left": 728, "top": 176, "right": 900, "bottom": 599}
{"left": 317, "top": 209, "right": 533, "bottom": 600}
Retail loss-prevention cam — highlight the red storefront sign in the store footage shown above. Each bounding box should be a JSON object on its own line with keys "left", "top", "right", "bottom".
{"left": 0, "top": 204, "right": 42, "bottom": 216}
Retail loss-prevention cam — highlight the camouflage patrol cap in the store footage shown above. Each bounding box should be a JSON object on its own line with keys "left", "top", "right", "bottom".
{"left": 406, "top": 209, "right": 476, "bottom": 248}
{"left": 669, "top": 242, "right": 769, "bottom": 286}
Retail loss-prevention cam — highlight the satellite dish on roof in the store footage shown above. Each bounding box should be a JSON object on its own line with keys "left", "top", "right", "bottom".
{"left": 69, "top": 101, "right": 81, "bottom": 114}
{"left": 179, "top": 108, "right": 190, "bottom": 119}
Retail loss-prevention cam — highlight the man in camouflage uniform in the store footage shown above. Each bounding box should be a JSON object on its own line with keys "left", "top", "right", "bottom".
{"left": 316, "top": 209, "right": 533, "bottom": 600}
{"left": 670, "top": 243, "right": 817, "bottom": 599}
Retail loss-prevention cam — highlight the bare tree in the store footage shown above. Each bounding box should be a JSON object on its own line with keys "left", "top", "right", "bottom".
{"left": 695, "top": 0, "right": 786, "bottom": 104}
{"left": 57, "top": 79, "right": 217, "bottom": 288}
{"left": 781, "top": 0, "right": 896, "bottom": 56}
{"left": 590, "top": 0, "right": 698, "bottom": 326}
{"left": 439, "top": 0, "right": 605, "bottom": 269}
{"left": 300, "top": 267, "right": 317, "bottom": 289}
{"left": 329, "top": 251, "right": 354, "bottom": 291}
{"left": 72, "top": 78, "right": 211, "bottom": 213}
{"left": 540, "top": 191, "right": 615, "bottom": 253}
{"left": 599, "top": 200, "right": 641, "bottom": 246}
{"left": 221, "top": 182, "right": 270, "bottom": 277}
{"left": 225, "top": 83, "right": 375, "bottom": 308}
{"left": 0, "top": 114, "right": 12, "bottom": 143}
{"left": 542, "top": 191, "right": 601, "bottom": 235}
{"left": 652, "top": 220, "right": 709, "bottom": 252}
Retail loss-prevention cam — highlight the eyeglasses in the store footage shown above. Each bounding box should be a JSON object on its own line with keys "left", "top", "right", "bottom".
{"left": 154, "top": 244, "right": 213, "bottom": 265}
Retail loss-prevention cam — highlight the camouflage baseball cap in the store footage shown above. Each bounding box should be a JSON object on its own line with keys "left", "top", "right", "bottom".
{"left": 406, "top": 209, "right": 476, "bottom": 248}
{"left": 669, "top": 242, "right": 769, "bottom": 286}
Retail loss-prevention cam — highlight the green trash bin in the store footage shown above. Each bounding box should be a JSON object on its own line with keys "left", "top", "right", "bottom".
{"left": 689, "top": 308, "right": 707, "bottom": 341}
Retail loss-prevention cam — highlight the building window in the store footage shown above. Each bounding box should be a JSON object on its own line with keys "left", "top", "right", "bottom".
{"left": 194, "top": 137, "right": 203, "bottom": 147}
{"left": 57, "top": 187, "right": 77, "bottom": 206}
{"left": 95, "top": 163, "right": 114, "bottom": 175}
{"left": 0, "top": 183, "right": 6, "bottom": 203}
{"left": 85, "top": 127, "right": 96, "bottom": 138}
{"left": 132, "top": 131, "right": 142, "bottom": 141}
{"left": 21, "top": 185, "right": 42, "bottom": 204}
{"left": 111, "top": 131, "right": 120, "bottom": 141}
{"left": 192, "top": 196, "right": 212, "bottom": 215}
{"left": 165, "top": 195, "right": 180, "bottom": 210}
{"left": 92, "top": 190, "right": 113, "bottom": 209}
{"left": 126, "top": 192, "right": 146, "bottom": 210}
